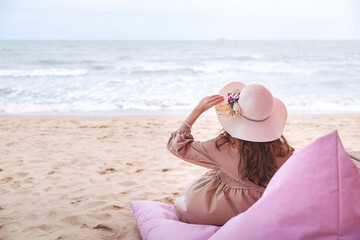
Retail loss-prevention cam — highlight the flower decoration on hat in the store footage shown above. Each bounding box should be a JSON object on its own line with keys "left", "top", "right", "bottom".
{"left": 227, "top": 90, "right": 242, "bottom": 118}
{"left": 215, "top": 89, "right": 243, "bottom": 119}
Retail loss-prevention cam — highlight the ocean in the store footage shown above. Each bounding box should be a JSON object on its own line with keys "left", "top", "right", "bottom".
{"left": 0, "top": 40, "right": 359, "bottom": 115}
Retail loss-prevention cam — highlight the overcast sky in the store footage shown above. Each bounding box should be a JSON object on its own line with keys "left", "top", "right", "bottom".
{"left": 0, "top": 0, "right": 359, "bottom": 40}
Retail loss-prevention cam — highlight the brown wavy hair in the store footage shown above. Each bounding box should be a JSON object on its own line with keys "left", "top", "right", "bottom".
{"left": 216, "top": 130, "right": 293, "bottom": 188}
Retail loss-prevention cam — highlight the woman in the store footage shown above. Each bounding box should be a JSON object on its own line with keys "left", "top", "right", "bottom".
{"left": 167, "top": 82, "right": 294, "bottom": 226}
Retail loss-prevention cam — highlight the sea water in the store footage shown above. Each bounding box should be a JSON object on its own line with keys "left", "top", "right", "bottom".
{"left": 0, "top": 40, "right": 359, "bottom": 115}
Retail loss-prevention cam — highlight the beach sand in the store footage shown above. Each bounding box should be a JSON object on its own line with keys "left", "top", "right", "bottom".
{"left": 1, "top": 115, "right": 359, "bottom": 239}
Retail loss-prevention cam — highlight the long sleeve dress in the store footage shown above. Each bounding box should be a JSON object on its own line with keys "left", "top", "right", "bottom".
{"left": 167, "top": 128, "right": 293, "bottom": 226}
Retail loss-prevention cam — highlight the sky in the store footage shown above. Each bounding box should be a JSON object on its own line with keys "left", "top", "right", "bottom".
{"left": 0, "top": 0, "right": 359, "bottom": 40}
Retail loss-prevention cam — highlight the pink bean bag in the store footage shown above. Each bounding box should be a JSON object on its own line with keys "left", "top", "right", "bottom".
{"left": 130, "top": 201, "right": 219, "bottom": 240}
{"left": 131, "top": 131, "right": 360, "bottom": 240}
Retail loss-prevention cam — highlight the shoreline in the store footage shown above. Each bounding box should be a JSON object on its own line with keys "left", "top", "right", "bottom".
{"left": 1, "top": 115, "right": 359, "bottom": 239}
{"left": 1, "top": 113, "right": 360, "bottom": 118}
{"left": 1, "top": 110, "right": 360, "bottom": 117}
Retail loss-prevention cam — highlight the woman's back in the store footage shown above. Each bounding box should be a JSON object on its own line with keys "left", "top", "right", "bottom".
{"left": 216, "top": 131, "right": 294, "bottom": 187}
{"left": 167, "top": 129, "right": 293, "bottom": 225}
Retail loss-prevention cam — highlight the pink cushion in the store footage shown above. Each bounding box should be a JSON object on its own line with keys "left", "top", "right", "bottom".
{"left": 131, "top": 131, "right": 360, "bottom": 240}
{"left": 211, "top": 130, "right": 360, "bottom": 239}
{"left": 130, "top": 201, "right": 219, "bottom": 240}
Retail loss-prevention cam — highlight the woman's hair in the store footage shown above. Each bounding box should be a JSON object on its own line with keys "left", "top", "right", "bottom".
{"left": 215, "top": 130, "right": 293, "bottom": 188}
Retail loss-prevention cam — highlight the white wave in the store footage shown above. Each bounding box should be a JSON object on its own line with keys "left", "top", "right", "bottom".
{"left": 0, "top": 102, "right": 117, "bottom": 114}
{"left": 191, "top": 61, "right": 316, "bottom": 76}
{"left": 0, "top": 68, "right": 88, "bottom": 77}
{"left": 192, "top": 62, "right": 235, "bottom": 74}
{"left": 286, "top": 96, "right": 360, "bottom": 114}
{"left": 1, "top": 95, "right": 359, "bottom": 114}
{"left": 239, "top": 62, "right": 317, "bottom": 75}
{"left": 250, "top": 54, "right": 263, "bottom": 59}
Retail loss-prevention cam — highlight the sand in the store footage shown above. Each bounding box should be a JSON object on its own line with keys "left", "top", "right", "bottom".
{"left": 0, "top": 115, "right": 359, "bottom": 239}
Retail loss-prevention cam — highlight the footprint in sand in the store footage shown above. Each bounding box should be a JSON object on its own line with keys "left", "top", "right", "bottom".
{"left": 92, "top": 224, "right": 113, "bottom": 231}
{"left": 5, "top": 142, "right": 15, "bottom": 147}
{"left": 91, "top": 224, "right": 118, "bottom": 239}
{"left": 97, "top": 136, "right": 108, "bottom": 140}
{"left": 112, "top": 205, "right": 124, "bottom": 210}
{"left": 2, "top": 176, "right": 12, "bottom": 183}
{"left": 70, "top": 199, "right": 82, "bottom": 205}
{"left": 98, "top": 168, "right": 116, "bottom": 175}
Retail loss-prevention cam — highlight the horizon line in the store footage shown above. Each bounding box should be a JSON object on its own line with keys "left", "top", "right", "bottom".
{"left": 0, "top": 38, "right": 360, "bottom": 42}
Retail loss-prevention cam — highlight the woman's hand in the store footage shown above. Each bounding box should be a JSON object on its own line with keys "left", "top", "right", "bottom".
{"left": 195, "top": 95, "right": 224, "bottom": 114}
{"left": 178, "top": 95, "right": 224, "bottom": 131}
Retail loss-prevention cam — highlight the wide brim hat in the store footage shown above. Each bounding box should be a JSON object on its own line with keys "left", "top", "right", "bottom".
{"left": 215, "top": 82, "right": 287, "bottom": 142}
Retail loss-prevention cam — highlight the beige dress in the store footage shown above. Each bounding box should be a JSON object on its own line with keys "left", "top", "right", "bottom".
{"left": 167, "top": 129, "right": 293, "bottom": 226}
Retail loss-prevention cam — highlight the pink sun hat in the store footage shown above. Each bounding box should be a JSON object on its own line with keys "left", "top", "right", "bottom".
{"left": 215, "top": 82, "right": 287, "bottom": 142}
